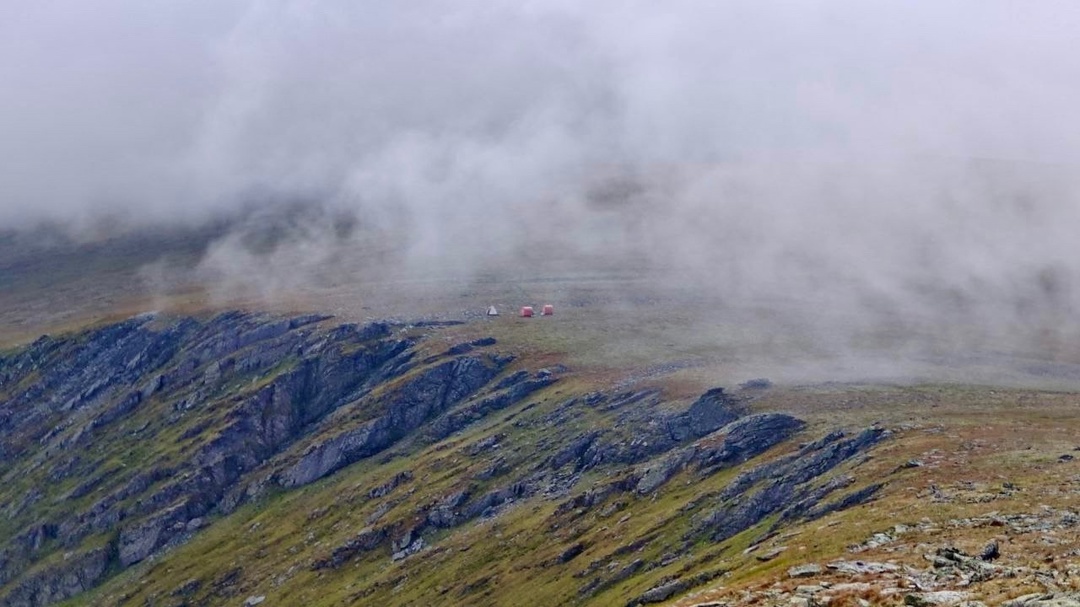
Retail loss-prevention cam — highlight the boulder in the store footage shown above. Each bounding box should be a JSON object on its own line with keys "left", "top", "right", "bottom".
{"left": 788, "top": 564, "right": 823, "bottom": 578}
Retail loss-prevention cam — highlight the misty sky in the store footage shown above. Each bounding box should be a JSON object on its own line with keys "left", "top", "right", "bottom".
{"left": 4, "top": 1, "right": 1080, "bottom": 340}
{"left": 4, "top": 1, "right": 1080, "bottom": 224}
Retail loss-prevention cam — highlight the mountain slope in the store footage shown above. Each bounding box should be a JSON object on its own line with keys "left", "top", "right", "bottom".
{"left": 0, "top": 312, "right": 898, "bottom": 606}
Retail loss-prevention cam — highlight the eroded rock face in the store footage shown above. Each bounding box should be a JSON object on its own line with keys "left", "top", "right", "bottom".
{"left": 0, "top": 313, "right": 533, "bottom": 606}
{"left": 668, "top": 387, "right": 747, "bottom": 442}
{"left": 0, "top": 547, "right": 112, "bottom": 607}
{"left": 695, "top": 427, "right": 887, "bottom": 543}
{"left": 278, "top": 356, "right": 508, "bottom": 488}
{"left": 636, "top": 413, "right": 807, "bottom": 495}
{"left": 696, "top": 412, "right": 807, "bottom": 470}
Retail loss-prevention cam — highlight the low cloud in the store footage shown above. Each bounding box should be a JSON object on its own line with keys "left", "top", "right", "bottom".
{"left": 4, "top": 1, "right": 1080, "bottom": 361}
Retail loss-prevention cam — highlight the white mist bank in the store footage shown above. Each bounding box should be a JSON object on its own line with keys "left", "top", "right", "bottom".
{"left": 3, "top": 1, "right": 1080, "bottom": 371}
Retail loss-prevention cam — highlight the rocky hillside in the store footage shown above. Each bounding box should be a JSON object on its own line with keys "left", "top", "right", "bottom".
{"left": 0, "top": 312, "right": 895, "bottom": 606}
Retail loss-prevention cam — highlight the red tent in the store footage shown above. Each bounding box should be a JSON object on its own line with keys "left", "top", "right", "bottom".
{"left": 520, "top": 306, "right": 534, "bottom": 318}
{"left": 541, "top": 304, "right": 554, "bottom": 316}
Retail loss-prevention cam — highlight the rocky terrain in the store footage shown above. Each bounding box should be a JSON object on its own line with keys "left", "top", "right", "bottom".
{"left": 0, "top": 312, "right": 899, "bottom": 606}
{"left": 680, "top": 507, "right": 1080, "bottom": 607}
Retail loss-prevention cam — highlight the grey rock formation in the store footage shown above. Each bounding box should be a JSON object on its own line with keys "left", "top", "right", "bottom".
{"left": 696, "top": 412, "right": 807, "bottom": 471}
{"left": 0, "top": 547, "right": 112, "bottom": 607}
{"left": 667, "top": 388, "right": 747, "bottom": 442}
{"left": 278, "top": 355, "right": 507, "bottom": 488}
{"left": 697, "top": 427, "right": 887, "bottom": 542}
{"left": 789, "top": 564, "right": 824, "bottom": 578}
{"left": 0, "top": 313, "right": 538, "bottom": 606}
{"left": 630, "top": 579, "right": 689, "bottom": 605}
{"left": 1004, "top": 594, "right": 1080, "bottom": 607}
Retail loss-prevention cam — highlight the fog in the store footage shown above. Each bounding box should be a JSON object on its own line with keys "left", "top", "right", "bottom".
{"left": 4, "top": 1, "right": 1080, "bottom": 367}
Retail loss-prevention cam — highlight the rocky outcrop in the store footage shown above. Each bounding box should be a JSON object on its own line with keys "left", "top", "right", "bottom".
{"left": 626, "top": 570, "right": 728, "bottom": 607}
{"left": 538, "top": 388, "right": 759, "bottom": 475}
{"left": 695, "top": 412, "right": 807, "bottom": 471}
{"left": 0, "top": 546, "right": 113, "bottom": 607}
{"left": 636, "top": 413, "right": 807, "bottom": 495}
{"left": 1004, "top": 594, "right": 1080, "bottom": 607}
{"left": 311, "top": 524, "right": 400, "bottom": 571}
{"left": 631, "top": 579, "right": 688, "bottom": 605}
{"left": 0, "top": 313, "right": 540, "bottom": 606}
{"left": 719, "top": 503, "right": 1080, "bottom": 607}
{"left": 307, "top": 390, "right": 807, "bottom": 573}
{"left": 278, "top": 354, "right": 508, "bottom": 488}
{"left": 424, "top": 372, "right": 555, "bottom": 442}
{"left": 667, "top": 387, "right": 747, "bottom": 442}
{"left": 695, "top": 427, "right": 888, "bottom": 542}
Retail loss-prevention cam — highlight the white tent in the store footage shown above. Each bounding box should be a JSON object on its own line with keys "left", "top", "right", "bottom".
{"left": 487, "top": 305, "right": 499, "bottom": 316}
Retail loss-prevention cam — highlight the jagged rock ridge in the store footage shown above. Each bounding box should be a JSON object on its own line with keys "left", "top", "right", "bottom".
{"left": 0, "top": 313, "right": 887, "bottom": 607}
{"left": 0, "top": 313, "right": 538, "bottom": 606}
